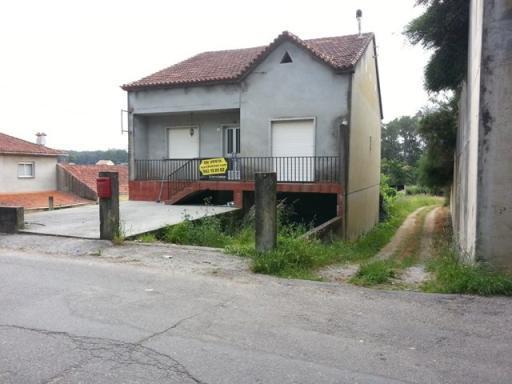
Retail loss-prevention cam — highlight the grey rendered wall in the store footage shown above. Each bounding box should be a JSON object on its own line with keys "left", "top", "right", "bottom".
{"left": 0, "top": 155, "right": 57, "bottom": 193}
{"left": 240, "top": 40, "right": 350, "bottom": 157}
{"left": 345, "top": 40, "right": 381, "bottom": 239}
{"left": 128, "top": 83, "right": 242, "bottom": 180}
{"left": 128, "top": 84, "right": 240, "bottom": 115}
{"left": 134, "top": 110, "right": 239, "bottom": 160}
{"left": 475, "top": 0, "right": 512, "bottom": 271}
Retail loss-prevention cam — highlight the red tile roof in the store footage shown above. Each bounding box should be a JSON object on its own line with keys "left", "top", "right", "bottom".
{"left": 58, "top": 164, "right": 129, "bottom": 195}
{"left": 0, "top": 132, "right": 65, "bottom": 156}
{"left": 122, "top": 31, "right": 374, "bottom": 91}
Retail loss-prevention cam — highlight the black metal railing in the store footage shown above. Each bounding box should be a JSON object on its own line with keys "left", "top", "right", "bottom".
{"left": 135, "top": 157, "right": 339, "bottom": 185}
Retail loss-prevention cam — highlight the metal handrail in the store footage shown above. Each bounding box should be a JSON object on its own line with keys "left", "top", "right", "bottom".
{"left": 134, "top": 156, "right": 340, "bottom": 200}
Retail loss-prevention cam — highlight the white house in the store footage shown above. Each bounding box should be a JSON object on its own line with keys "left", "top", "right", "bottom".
{"left": 0, "top": 132, "right": 65, "bottom": 193}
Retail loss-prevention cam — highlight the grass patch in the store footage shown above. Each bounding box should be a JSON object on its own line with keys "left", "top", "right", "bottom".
{"left": 158, "top": 195, "right": 441, "bottom": 281}
{"left": 350, "top": 260, "right": 396, "bottom": 285}
{"left": 162, "top": 215, "right": 232, "bottom": 248}
{"left": 137, "top": 233, "right": 158, "bottom": 243}
{"left": 231, "top": 194, "right": 441, "bottom": 279}
{"left": 423, "top": 218, "right": 512, "bottom": 296}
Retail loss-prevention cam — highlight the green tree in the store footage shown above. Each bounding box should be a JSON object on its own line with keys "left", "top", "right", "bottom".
{"left": 404, "top": 0, "right": 469, "bottom": 190}
{"left": 405, "top": 0, "right": 469, "bottom": 93}
{"left": 417, "top": 99, "right": 457, "bottom": 189}
{"left": 382, "top": 116, "right": 423, "bottom": 165}
{"left": 381, "top": 115, "right": 422, "bottom": 186}
{"left": 67, "top": 149, "right": 128, "bottom": 164}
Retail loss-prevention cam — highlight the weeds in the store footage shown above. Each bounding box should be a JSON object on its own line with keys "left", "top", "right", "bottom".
{"left": 159, "top": 195, "right": 442, "bottom": 281}
{"left": 137, "top": 233, "right": 157, "bottom": 243}
{"left": 112, "top": 221, "right": 126, "bottom": 245}
{"left": 423, "top": 220, "right": 512, "bottom": 296}
{"left": 162, "top": 215, "right": 231, "bottom": 248}
{"left": 350, "top": 260, "right": 396, "bottom": 285}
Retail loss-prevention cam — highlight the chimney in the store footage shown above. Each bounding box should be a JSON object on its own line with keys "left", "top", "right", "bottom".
{"left": 36, "top": 132, "right": 47, "bottom": 146}
{"left": 356, "top": 9, "right": 363, "bottom": 37}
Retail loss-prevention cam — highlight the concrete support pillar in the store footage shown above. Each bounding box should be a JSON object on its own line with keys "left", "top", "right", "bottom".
{"left": 255, "top": 172, "right": 277, "bottom": 252}
{"left": 99, "top": 172, "right": 120, "bottom": 241}
{"left": 0, "top": 206, "right": 24, "bottom": 233}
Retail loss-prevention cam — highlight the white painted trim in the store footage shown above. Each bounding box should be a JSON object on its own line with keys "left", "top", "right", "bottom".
{"left": 165, "top": 125, "right": 200, "bottom": 158}
{"left": 268, "top": 117, "right": 317, "bottom": 157}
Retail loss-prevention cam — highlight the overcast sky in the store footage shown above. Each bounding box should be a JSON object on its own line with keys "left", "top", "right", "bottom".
{"left": 0, "top": 0, "right": 430, "bottom": 151}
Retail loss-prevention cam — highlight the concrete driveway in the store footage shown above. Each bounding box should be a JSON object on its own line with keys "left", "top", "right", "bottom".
{"left": 21, "top": 201, "right": 237, "bottom": 239}
{"left": 0, "top": 234, "right": 511, "bottom": 383}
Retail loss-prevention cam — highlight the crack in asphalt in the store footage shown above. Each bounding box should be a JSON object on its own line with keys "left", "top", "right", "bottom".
{"left": 0, "top": 324, "right": 207, "bottom": 384}
{"left": 135, "top": 296, "right": 235, "bottom": 346}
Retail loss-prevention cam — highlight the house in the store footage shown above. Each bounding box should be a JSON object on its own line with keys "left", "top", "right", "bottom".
{"left": 122, "top": 31, "right": 382, "bottom": 239}
{"left": 452, "top": 0, "right": 512, "bottom": 271}
{"left": 0, "top": 132, "right": 65, "bottom": 193}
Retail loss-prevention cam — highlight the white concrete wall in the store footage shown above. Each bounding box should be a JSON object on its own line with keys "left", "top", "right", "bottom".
{"left": 346, "top": 39, "right": 382, "bottom": 239}
{"left": 453, "top": 0, "right": 512, "bottom": 271}
{"left": 0, "top": 155, "right": 57, "bottom": 193}
{"left": 451, "top": 0, "right": 483, "bottom": 261}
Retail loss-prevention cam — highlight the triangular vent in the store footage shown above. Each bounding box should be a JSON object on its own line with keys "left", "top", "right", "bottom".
{"left": 280, "top": 51, "right": 293, "bottom": 64}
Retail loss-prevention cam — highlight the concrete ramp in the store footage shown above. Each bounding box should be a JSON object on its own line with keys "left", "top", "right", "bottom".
{"left": 21, "top": 201, "right": 237, "bottom": 239}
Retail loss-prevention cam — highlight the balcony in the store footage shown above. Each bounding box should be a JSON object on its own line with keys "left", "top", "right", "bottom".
{"left": 134, "top": 157, "right": 340, "bottom": 184}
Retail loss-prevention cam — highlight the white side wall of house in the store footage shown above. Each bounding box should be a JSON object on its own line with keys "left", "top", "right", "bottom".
{"left": 0, "top": 155, "right": 57, "bottom": 193}
{"left": 346, "top": 39, "right": 382, "bottom": 239}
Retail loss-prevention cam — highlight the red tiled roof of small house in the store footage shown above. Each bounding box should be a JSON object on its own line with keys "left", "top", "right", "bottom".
{"left": 0, "top": 132, "right": 65, "bottom": 156}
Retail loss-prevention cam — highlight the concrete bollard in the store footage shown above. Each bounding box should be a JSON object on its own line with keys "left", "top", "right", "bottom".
{"left": 99, "top": 172, "right": 120, "bottom": 241}
{"left": 48, "top": 196, "right": 54, "bottom": 211}
{"left": 0, "top": 206, "right": 24, "bottom": 233}
{"left": 255, "top": 172, "right": 277, "bottom": 252}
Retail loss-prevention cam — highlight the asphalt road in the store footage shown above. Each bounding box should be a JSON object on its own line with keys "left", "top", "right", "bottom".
{"left": 0, "top": 235, "right": 511, "bottom": 383}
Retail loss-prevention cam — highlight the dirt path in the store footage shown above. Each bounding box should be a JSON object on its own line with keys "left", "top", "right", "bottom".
{"left": 399, "top": 207, "right": 442, "bottom": 286}
{"left": 375, "top": 207, "right": 427, "bottom": 261}
{"left": 319, "top": 205, "right": 445, "bottom": 286}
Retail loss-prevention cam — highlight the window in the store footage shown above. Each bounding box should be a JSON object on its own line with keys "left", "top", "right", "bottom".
{"left": 17, "top": 162, "right": 35, "bottom": 178}
{"left": 224, "top": 127, "right": 240, "bottom": 156}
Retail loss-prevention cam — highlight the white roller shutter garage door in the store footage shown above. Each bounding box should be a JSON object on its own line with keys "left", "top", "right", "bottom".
{"left": 271, "top": 119, "right": 315, "bottom": 182}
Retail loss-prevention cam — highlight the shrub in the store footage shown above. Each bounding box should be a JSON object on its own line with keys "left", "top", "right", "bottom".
{"left": 162, "top": 215, "right": 230, "bottom": 248}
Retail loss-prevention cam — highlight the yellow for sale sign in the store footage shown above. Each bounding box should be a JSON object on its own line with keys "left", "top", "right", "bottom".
{"left": 199, "top": 157, "right": 228, "bottom": 176}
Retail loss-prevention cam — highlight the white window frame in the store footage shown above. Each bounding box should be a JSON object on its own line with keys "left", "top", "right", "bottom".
{"left": 17, "top": 161, "right": 35, "bottom": 179}
{"left": 223, "top": 125, "right": 241, "bottom": 157}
